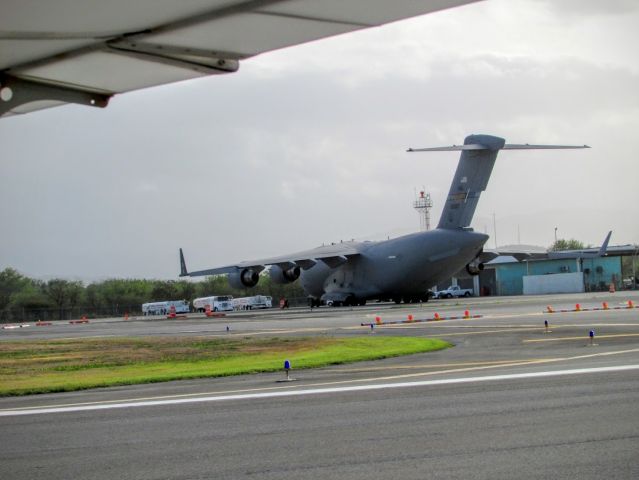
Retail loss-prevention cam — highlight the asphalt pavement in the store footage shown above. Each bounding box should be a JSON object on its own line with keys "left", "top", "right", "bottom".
{"left": 1, "top": 292, "right": 638, "bottom": 479}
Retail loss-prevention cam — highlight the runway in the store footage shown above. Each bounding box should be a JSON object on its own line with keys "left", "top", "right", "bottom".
{"left": 2, "top": 292, "right": 639, "bottom": 479}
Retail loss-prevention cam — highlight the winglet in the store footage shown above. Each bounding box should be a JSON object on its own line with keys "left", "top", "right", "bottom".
{"left": 179, "top": 248, "right": 188, "bottom": 277}
{"left": 548, "top": 231, "right": 613, "bottom": 259}
{"left": 597, "top": 231, "right": 612, "bottom": 257}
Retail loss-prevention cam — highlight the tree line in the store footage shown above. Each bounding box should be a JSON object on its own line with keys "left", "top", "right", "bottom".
{"left": 0, "top": 268, "right": 306, "bottom": 322}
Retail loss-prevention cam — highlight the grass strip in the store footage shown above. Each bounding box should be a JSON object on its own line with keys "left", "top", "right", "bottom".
{"left": 0, "top": 336, "right": 450, "bottom": 396}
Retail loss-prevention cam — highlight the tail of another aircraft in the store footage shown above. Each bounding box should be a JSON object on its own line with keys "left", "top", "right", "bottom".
{"left": 408, "top": 134, "right": 589, "bottom": 230}
{"left": 179, "top": 248, "right": 188, "bottom": 277}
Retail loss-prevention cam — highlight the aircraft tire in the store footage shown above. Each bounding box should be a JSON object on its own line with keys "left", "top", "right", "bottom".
{"left": 393, "top": 298, "right": 402, "bottom": 304}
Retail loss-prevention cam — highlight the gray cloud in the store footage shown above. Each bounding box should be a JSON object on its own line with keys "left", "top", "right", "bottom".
{"left": 1, "top": 0, "right": 638, "bottom": 280}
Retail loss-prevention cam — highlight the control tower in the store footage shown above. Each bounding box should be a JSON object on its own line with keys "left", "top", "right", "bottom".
{"left": 413, "top": 190, "right": 433, "bottom": 231}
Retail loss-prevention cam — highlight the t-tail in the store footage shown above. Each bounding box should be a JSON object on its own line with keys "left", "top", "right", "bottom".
{"left": 408, "top": 134, "right": 590, "bottom": 230}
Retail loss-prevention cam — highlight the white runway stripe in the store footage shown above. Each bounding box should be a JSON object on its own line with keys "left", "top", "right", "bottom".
{"left": 2, "top": 364, "right": 638, "bottom": 417}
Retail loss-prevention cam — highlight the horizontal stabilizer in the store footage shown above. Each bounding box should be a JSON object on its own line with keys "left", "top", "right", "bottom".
{"left": 407, "top": 134, "right": 590, "bottom": 230}
{"left": 502, "top": 144, "right": 590, "bottom": 150}
{"left": 408, "top": 144, "right": 590, "bottom": 152}
{"left": 407, "top": 144, "right": 489, "bottom": 152}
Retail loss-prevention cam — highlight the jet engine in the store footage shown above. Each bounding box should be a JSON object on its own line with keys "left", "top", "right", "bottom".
{"left": 228, "top": 268, "right": 260, "bottom": 289}
{"left": 465, "top": 261, "right": 485, "bottom": 276}
{"left": 269, "top": 265, "right": 301, "bottom": 284}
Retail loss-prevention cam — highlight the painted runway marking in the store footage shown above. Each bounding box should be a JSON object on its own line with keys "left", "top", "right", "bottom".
{"left": 0, "top": 359, "right": 554, "bottom": 412}
{"left": 4, "top": 348, "right": 638, "bottom": 415}
{"left": 1, "top": 365, "right": 637, "bottom": 417}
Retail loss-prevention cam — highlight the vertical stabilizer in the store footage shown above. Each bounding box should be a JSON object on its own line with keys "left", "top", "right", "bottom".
{"left": 438, "top": 134, "right": 504, "bottom": 229}
{"left": 407, "top": 134, "right": 589, "bottom": 231}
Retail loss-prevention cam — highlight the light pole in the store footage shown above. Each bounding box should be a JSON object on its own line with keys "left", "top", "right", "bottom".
{"left": 633, "top": 245, "right": 638, "bottom": 290}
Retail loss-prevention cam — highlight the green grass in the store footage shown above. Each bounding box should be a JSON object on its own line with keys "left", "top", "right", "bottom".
{"left": 0, "top": 336, "right": 450, "bottom": 396}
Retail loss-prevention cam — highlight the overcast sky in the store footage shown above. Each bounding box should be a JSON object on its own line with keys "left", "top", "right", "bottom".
{"left": 1, "top": 0, "right": 638, "bottom": 281}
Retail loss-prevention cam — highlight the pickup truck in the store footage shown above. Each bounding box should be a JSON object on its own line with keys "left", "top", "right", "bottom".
{"left": 434, "top": 285, "right": 473, "bottom": 299}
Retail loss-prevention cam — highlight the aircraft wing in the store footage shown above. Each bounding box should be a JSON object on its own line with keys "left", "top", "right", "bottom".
{"left": 479, "top": 248, "right": 548, "bottom": 264}
{"left": 480, "top": 231, "right": 613, "bottom": 264}
{"left": 1, "top": 0, "right": 480, "bottom": 118}
{"left": 547, "top": 231, "right": 612, "bottom": 259}
{"left": 180, "top": 243, "right": 362, "bottom": 277}
{"left": 480, "top": 246, "right": 548, "bottom": 263}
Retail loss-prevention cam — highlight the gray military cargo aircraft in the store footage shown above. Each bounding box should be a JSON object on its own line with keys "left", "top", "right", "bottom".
{"left": 180, "top": 134, "right": 589, "bottom": 306}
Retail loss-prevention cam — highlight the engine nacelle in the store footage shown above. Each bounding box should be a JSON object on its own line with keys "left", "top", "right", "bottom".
{"left": 465, "top": 262, "right": 485, "bottom": 276}
{"left": 269, "top": 265, "right": 301, "bottom": 284}
{"left": 228, "top": 268, "right": 260, "bottom": 289}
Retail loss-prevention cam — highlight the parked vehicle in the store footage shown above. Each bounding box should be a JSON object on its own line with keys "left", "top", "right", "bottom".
{"left": 433, "top": 285, "right": 473, "bottom": 299}
{"left": 142, "top": 300, "right": 190, "bottom": 316}
{"left": 232, "top": 295, "right": 273, "bottom": 310}
{"left": 192, "top": 295, "right": 234, "bottom": 313}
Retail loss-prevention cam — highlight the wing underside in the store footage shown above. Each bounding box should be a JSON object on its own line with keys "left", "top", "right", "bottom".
{"left": 1, "top": 0, "right": 480, "bottom": 117}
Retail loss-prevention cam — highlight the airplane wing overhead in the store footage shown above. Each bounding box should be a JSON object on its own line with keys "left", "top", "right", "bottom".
{"left": 1, "top": 0, "right": 480, "bottom": 118}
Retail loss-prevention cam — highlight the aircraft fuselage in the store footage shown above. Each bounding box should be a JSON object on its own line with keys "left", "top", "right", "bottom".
{"left": 301, "top": 229, "right": 488, "bottom": 304}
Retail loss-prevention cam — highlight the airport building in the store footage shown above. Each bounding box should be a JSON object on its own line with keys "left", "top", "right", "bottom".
{"left": 448, "top": 245, "right": 637, "bottom": 297}
{"left": 484, "top": 255, "right": 621, "bottom": 296}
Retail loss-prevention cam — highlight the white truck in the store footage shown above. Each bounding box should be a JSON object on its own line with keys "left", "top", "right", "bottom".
{"left": 192, "top": 295, "right": 234, "bottom": 313}
{"left": 434, "top": 285, "right": 473, "bottom": 299}
{"left": 142, "top": 300, "right": 190, "bottom": 316}
{"left": 232, "top": 295, "right": 273, "bottom": 310}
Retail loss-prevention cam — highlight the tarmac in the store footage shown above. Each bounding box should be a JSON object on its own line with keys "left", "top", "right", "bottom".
{"left": 1, "top": 291, "right": 638, "bottom": 479}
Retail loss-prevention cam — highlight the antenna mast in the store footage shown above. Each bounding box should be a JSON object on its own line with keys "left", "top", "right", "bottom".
{"left": 413, "top": 189, "right": 433, "bottom": 231}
